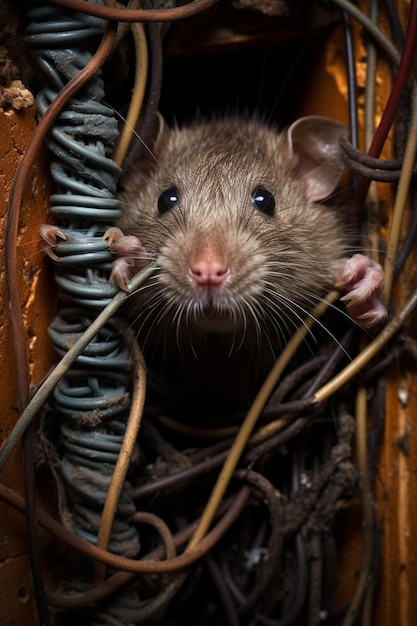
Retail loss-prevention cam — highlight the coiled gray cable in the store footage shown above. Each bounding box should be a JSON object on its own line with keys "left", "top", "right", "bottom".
{"left": 27, "top": 1, "right": 140, "bottom": 559}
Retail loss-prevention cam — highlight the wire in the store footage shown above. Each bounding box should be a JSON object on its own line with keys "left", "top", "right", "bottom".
{"left": 5, "top": 16, "right": 117, "bottom": 444}
{"left": 4, "top": 12, "right": 118, "bottom": 427}
{"left": 186, "top": 291, "right": 339, "bottom": 552}
{"left": 48, "top": 0, "right": 219, "bottom": 22}
{"left": 0, "top": 262, "right": 157, "bottom": 474}
{"left": 341, "top": 0, "right": 417, "bottom": 211}
{"left": 3, "top": 0, "right": 414, "bottom": 622}
{"left": 330, "top": 0, "right": 400, "bottom": 64}
{"left": 0, "top": 482, "right": 250, "bottom": 574}
{"left": 120, "top": 19, "right": 163, "bottom": 178}
{"left": 113, "top": 19, "right": 148, "bottom": 166}
{"left": 383, "top": 89, "right": 417, "bottom": 301}
{"left": 341, "top": 381, "right": 374, "bottom": 626}
{"left": 315, "top": 284, "right": 417, "bottom": 404}
{"left": 363, "top": 0, "right": 380, "bottom": 263}
{"left": 24, "top": 0, "right": 146, "bottom": 570}
{"left": 3, "top": 11, "right": 118, "bottom": 625}
{"left": 22, "top": 429, "right": 50, "bottom": 626}
{"left": 342, "top": 11, "right": 358, "bottom": 150}
{"left": 334, "top": 0, "right": 417, "bottom": 302}
{"left": 94, "top": 332, "right": 147, "bottom": 583}
{"left": 364, "top": 1, "right": 379, "bottom": 154}
{"left": 365, "top": 0, "right": 417, "bottom": 158}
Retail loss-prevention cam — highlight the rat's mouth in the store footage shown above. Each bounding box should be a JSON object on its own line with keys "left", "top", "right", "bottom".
{"left": 191, "top": 299, "right": 243, "bottom": 333}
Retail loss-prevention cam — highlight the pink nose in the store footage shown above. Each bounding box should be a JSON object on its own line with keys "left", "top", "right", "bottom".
{"left": 190, "top": 259, "right": 229, "bottom": 286}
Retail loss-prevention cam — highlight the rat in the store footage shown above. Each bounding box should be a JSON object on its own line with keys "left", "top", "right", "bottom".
{"left": 42, "top": 115, "right": 386, "bottom": 414}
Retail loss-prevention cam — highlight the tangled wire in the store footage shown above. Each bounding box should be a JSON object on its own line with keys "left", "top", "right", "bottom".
{"left": 2, "top": 0, "right": 417, "bottom": 625}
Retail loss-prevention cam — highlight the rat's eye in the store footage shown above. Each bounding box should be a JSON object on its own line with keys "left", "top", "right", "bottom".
{"left": 158, "top": 187, "right": 179, "bottom": 214}
{"left": 251, "top": 188, "right": 275, "bottom": 216}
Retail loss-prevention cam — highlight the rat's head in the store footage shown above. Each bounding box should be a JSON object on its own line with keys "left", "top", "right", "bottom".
{"left": 118, "top": 116, "right": 348, "bottom": 339}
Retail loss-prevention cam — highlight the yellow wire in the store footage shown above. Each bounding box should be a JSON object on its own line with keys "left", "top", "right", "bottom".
{"left": 383, "top": 89, "right": 417, "bottom": 302}
{"left": 186, "top": 291, "right": 340, "bottom": 552}
{"left": 363, "top": 0, "right": 380, "bottom": 265}
{"left": 342, "top": 381, "right": 374, "bottom": 626}
{"left": 350, "top": 7, "right": 379, "bottom": 621}
{"left": 94, "top": 332, "right": 147, "bottom": 583}
{"left": 113, "top": 21, "right": 148, "bottom": 167}
{"left": 315, "top": 285, "right": 417, "bottom": 405}
{"left": 248, "top": 417, "right": 288, "bottom": 446}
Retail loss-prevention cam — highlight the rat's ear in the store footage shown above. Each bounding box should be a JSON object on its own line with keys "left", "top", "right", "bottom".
{"left": 118, "top": 112, "right": 171, "bottom": 193}
{"left": 282, "top": 116, "right": 348, "bottom": 202}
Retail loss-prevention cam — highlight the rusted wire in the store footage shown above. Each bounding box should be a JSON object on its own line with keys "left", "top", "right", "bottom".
{"left": 3, "top": 12, "right": 119, "bottom": 625}
{"left": 234, "top": 470, "right": 284, "bottom": 618}
{"left": 4, "top": 0, "right": 417, "bottom": 623}
{"left": 341, "top": 135, "right": 417, "bottom": 182}
{"left": 48, "top": 0, "right": 219, "bottom": 22}
{"left": 93, "top": 333, "right": 147, "bottom": 583}
{"left": 0, "top": 482, "right": 250, "bottom": 574}
{"left": 345, "top": 0, "right": 417, "bottom": 208}
{"left": 1, "top": 9, "right": 118, "bottom": 470}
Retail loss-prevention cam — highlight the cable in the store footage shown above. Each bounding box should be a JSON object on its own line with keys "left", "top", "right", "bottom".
{"left": 26, "top": 0, "right": 143, "bottom": 566}
{"left": 94, "top": 332, "right": 147, "bottom": 583}
{"left": 48, "top": 0, "right": 219, "bottom": 22}
{"left": 3, "top": 1, "right": 415, "bottom": 622}
{"left": 119, "top": 19, "right": 163, "bottom": 179}
{"left": 186, "top": 291, "right": 339, "bottom": 552}
{"left": 383, "top": 88, "right": 417, "bottom": 301}
{"left": 0, "top": 263, "right": 156, "bottom": 473}
{"left": 113, "top": 18, "right": 148, "bottom": 166}
{"left": 342, "top": 382, "right": 374, "bottom": 626}
{"left": 0, "top": 482, "right": 250, "bottom": 574}
{"left": 342, "top": 11, "right": 358, "bottom": 150}
{"left": 4, "top": 6, "right": 118, "bottom": 623}
{"left": 315, "top": 284, "right": 417, "bottom": 404}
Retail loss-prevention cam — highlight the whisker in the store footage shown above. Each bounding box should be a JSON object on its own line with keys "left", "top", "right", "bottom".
{"left": 107, "top": 112, "right": 372, "bottom": 413}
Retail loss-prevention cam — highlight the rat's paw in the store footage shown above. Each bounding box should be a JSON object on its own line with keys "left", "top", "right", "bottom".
{"left": 104, "top": 227, "right": 148, "bottom": 291}
{"left": 109, "top": 257, "right": 140, "bottom": 292}
{"left": 40, "top": 224, "right": 67, "bottom": 261}
{"left": 337, "top": 254, "right": 387, "bottom": 328}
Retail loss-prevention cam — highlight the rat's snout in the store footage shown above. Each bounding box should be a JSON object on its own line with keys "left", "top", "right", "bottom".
{"left": 189, "top": 248, "right": 230, "bottom": 287}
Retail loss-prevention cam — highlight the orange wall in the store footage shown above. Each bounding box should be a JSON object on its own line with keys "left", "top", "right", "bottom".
{"left": 0, "top": 105, "right": 59, "bottom": 625}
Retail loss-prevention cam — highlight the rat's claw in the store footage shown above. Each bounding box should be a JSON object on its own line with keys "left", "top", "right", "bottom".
{"left": 40, "top": 224, "right": 67, "bottom": 261}
{"left": 337, "top": 253, "right": 387, "bottom": 328}
{"left": 354, "top": 301, "right": 388, "bottom": 329}
{"left": 103, "top": 226, "right": 124, "bottom": 247}
{"left": 104, "top": 227, "right": 148, "bottom": 290}
{"left": 104, "top": 227, "right": 144, "bottom": 257}
{"left": 109, "top": 257, "right": 135, "bottom": 291}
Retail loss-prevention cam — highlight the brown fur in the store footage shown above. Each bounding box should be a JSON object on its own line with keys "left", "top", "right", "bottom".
{"left": 117, "top": 117, "right": 348, "bottom": 414}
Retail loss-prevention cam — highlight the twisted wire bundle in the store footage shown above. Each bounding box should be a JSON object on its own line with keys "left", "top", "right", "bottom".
{"left": 26, "top": 1, "right": 140, "bottom": 558}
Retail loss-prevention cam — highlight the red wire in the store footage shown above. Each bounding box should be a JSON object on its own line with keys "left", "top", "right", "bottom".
{"left": 355, "top": 0, "right": 417, "bottom": 207}
{"left": 49, "top": 0, "right": 218, "bottom": 22}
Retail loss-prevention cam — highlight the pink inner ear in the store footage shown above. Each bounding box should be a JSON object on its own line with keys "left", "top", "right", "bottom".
{"left": 284, "top": 116, "right": 348, "bottom": 203}
{"left": 304, "top": 173, "right": 337, "bottom": 203}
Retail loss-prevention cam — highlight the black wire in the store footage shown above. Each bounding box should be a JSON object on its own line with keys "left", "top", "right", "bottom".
{"left": 23, "top": 426, "right": 51, "bottom": 626}
{"left": 342, "top": 11, "right": 359, "bottom": 150}
{"left": 141, "top": 21, "right": 163, "bottom": 149}
{"left": 382, "top": 0, "right": 405, "bottom": 52}
{"left": 206, "top": 554, "right": 240, "bottom": 626}
{"left": 308, "top": 534, "right": 323, "bottom": 626}
{"left": 394, "top": 190, "right": 417, "bottom": 279}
